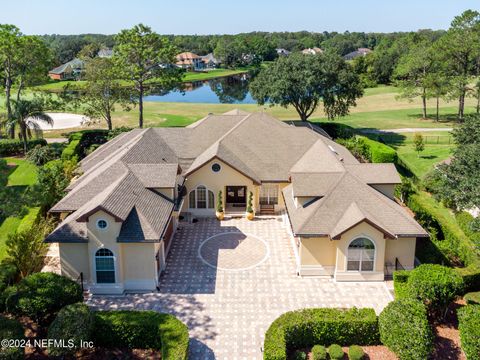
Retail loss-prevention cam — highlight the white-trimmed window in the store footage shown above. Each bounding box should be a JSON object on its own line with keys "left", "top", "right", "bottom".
{"left": 95, "top": 248, "right": 115, "bottom": 283}
{"left": 347, "top": 237, "right": 375, "bottom": 271}
{"left": 189, "top": 186, "right": 214, "bottom": 209}
{"left": 260, "top": 184, "right": 278, "bottom": 205}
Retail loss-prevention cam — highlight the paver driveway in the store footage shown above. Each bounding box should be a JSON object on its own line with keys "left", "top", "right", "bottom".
{"left": 88, "top": 216, "right": 393, "bottom": 359}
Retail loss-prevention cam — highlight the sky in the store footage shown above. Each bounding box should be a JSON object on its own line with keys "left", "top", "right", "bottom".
{"left": 1, "top": 0, "right": 479, "bottom": 35}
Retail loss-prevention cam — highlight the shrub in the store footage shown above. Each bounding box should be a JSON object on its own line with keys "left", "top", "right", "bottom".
{"left": 348, "top": 345, "right": 365, "bottom": 360}
{"left": 456, "top": 211, "right": 480, "bottom": 248}
{"left": 26, "top": 145, "right": 58, "bottom": 165}
{"left": 61, "top": 139, "right": 80, "bottom": 160}
{"left": 0, "top": 139, "right": 47, "bottom": 156}
{"left": 464, "top": 291, "right": 480, "bottom": 305}
{"left": 406, "top": 264, "right": 464, "bottom": 315}
{"left": 360, "top": 136, "right": 397, "bottom": 163}
{"left": 32, "top": 159, "right": 71, "bottom": 210}
{"left": 311, "top": 345, "right": 327, "bottom": 360}
{"left": 93, "top": 311, "right": 189, "bottom": 359}
{"left": 316, "top": 122, "right": 355, "bottom": 139}
{"left": 337, "top": 137, "right": 369, "bottom": 162}
{"left": 393, "top": 270, "right": 410, "bottom": 299}
{"left": 456, "top": 265, "right": 480, "bottom": 292}
{"left": 327, "top": 344, "right": 344, "bottom": 360}
{"left": 5, "top": 272, "right": 82, "bottom": 322}
{"left": 217, "top": 190, "right": 223, "bottom": 212}
{"left": 263, "top": 308, "right": 379, "bottom": 360}
{"left": 458, "top": 305, "right": 480, "bottom": 360}
{"left": 107, "top": 126, "right": 133, "bottom": 140}
{"left": 48, "top": 303, "right": 94, "bottom": 356}
{"left": 5, "top": 217, "right": 52, "bottom": 279}
{"left": 292, "top": 350, "right": 306, "bottom": 360}
{"left": 379, "top": 299, "right": 433, "bottom": 360}
{"left": 0, "top": 315, "right": 24, "bottom": 360}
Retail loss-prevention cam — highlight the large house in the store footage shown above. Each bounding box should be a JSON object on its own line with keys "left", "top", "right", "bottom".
{"left": 343, "top": 48, "right": 372, "bottom": 60}
{"left": 176, "top": 52, "right": 205, "bottom": 71}
{"left": 301, "top": 47, "right": 323, "bottom": 55}
{"left": 46, "top": 111, "right": 427, "bottom": 294}
{"left": 48, "top": 58, "right": 84, "bottom": 80}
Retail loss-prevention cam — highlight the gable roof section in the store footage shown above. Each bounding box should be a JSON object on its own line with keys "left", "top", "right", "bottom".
{"left": 283, "top": 172, "right": 428, "bottom": 238}
{"left": 345, "top": 163, "right": 401, "bottom": 184}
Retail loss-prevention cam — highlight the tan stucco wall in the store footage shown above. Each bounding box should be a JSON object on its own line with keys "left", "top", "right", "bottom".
{"left": 385, "top": 237, "right": 416, "bottom": 269}
{"left": 155, "top": 188, "right": 174, "bottom": 199}
{"left": 86, "top": 210, "right": 124, "bottom": 284}
{"left": 371, "top": 184, "right": 395, "bottom": 199}
{"left": 299, "top": 221, "right": 388, "bottom": 281}
{"left": 182, "top": 158, "right": 256, "bottom": 216}
{"left": 121, "top": 243, "right": 157, "bottom": 289}
{"left": 59, "top": 243, "right": 89, "bottom": 280}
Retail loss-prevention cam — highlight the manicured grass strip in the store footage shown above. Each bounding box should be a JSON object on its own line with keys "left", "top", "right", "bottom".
{"left": 4, "top": 157, "right": 37, "bottom": 186}
{"left": 0, "top": 217, "right": 22, "bottom": 260}
{"left": 395, "top": 144, "right": 453, "bottom": 179}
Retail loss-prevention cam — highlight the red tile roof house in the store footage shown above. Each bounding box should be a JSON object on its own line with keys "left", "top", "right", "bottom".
{"left": 176, "top": 52, "right": 205, "bottom": 71}
{"left": 46, "top": 111, "right": 427, "bottom": 294}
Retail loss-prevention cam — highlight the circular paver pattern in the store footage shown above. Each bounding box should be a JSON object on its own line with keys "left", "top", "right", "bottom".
{"left": 198, "top": 232, "right": 269, "bottom": 271}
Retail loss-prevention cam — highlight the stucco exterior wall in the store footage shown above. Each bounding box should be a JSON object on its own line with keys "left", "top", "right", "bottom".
{"left": 59, "top": 243, "right": 89, "bottom": 280}
{"left": 371, "top": 184, "right": 395, "bottom": 199}
{"left": 121, "top": 243, "right": 157, "bottom": 290}
{"left": 86, "top": 210, "right": 124, "bottom": 294}
{"left": 385, "top": 237, "right": 416, "bottom": 270}
{"left": 299, "top": 237, "right": 336, "bottom": 276}
{"left": 182, "top": 158, "right": 256, "bottom": 216}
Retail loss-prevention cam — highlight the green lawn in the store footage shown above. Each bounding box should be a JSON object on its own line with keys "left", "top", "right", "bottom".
{"left": 4, "top": 157, "right": 38, "bottom": 186}
{"left": 0, "top": 157, "right": 39, "bottom": 260}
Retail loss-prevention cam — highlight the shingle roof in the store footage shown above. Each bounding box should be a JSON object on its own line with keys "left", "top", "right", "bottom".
{"left": 345, "top": 163, "right": 401, "bottom": 184}
{"left": 48, "top": 58, "right": 84, "bottom": 75}
{"left": 283, "top": 172, "right": 428, "bottom": 238}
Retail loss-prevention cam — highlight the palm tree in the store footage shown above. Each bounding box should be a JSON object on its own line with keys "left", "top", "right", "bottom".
{"left": 9, "top": 98, "right": 53, "bottom": 154}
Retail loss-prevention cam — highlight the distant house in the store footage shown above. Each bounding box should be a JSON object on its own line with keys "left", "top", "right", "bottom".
{"left": 48, "top": 58, "right": 85, "bottom": 80}
{"left": 176, "top": 52, "right": 205, "bottom": 71}
{"left": 200, "top": 53, "right": 220, "bottom": 69}
{"left": 98, "top": 48, "right": 113, "bottom": 58}
{"left": 343, "top": 48, "right": 372, "bottom": 61}
{"left": 301, "top": 47, "right": 323, "bottom": 55}
{"left": 276, "top": 48, "right": 290, "bottom": 56}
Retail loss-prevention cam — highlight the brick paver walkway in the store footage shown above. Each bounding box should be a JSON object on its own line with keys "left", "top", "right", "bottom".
{"left": 87, "top": 216, "right": 392, "bottom": 359}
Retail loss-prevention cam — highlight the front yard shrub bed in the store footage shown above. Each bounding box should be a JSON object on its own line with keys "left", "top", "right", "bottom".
{"left": 0, "top": 315, "right": 24, "bottom": 359}
{"left": 93, "top": 310, "right": 189, "bottom": 360}
{"left": 4, "top": 272, "right": 82, "bottom": 322}
{"left": 458, "top": 305, "right": 480, "bottom": 360}
{"left": 311, "top": 345, "right": 327, "bottom": 360}
{"left": 379, "top": 299, "right": 433, "bottom": 360}
{"left": 0, "top": 139, "right": 47, "bottom": 156}
{"left": 47, "top": 303, "right": 94, "bottom": 356}
{"left": 263, "top": 308, "right": 379, "bottom": 360}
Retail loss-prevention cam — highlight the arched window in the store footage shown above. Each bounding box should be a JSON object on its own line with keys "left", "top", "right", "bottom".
{"left": 95, "top": 248, "right": 115, "bottom": 283}
{"left": 189, "top": 186, "right": 214, "bottom": 209}
{"left": 347, "top": 237, "right": 375, "bottom": 271}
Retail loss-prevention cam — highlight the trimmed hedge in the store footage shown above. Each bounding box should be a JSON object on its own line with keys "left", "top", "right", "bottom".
{"left": 360, "top": 136, "right": 397, "bottom": 163}
{"left": 48, "top": 303, "right": 94, "bottom": 356}
{"left": 458, "top": 305, "right": 480, "bottom": 360}
{"left": 464, "top": 292, "right": 480, "bottom": 305}
{"left": 327, "top": 344, "right": 343, "bottom": 360}
{"left": 393, "top": 270, "right": 410, "bottom": 299}
{"left": 456, "top": 211, "right": 480, "bottom": 248}
{"left": 0, "top": 315, "right": 24, "bottom": 360}
{"left": 348, "top": 345, "right": 365, "bottom": 360}
{"left": 406, "top": 264, "right": 464, "bottom": 315}
{"left": 0, "top": 139, "right": 47, "bottom": 156}
{"left": 93, "top": 310, "right": 189, "bottom": 360}
{"left": 61, "top": 130, "right": 109, "bottom": 160}
{"left": 61, "top": 139, "right": 80, "bottom": 160}
{"left": 316, "top": 122, "right": 356, "bottom": 139}
{"left": 311, "top": 345, "right": 327, "bottom": 360}
{"left": 379, "top": 299, "right": 433, "bottom": 360}
{"left": 263, "top": 308, "right": 379, "bottom": 360}
{"left": 4, "top": 272, "right": 83, "bottom": 322}
{"left": 407, "top": 193, "right": 480, "bottom": 292}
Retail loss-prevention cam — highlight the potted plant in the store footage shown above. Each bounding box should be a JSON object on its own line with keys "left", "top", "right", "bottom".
{"left": 216, "top": 190, "right": 224, "bottom": 220}
{"left": 246, "top": 191, "right": 254, "bottom": 220}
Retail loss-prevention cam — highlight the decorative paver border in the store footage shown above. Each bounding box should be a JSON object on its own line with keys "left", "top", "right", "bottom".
{"left": 197, "top": 232, "right": 270, "bottom": 271}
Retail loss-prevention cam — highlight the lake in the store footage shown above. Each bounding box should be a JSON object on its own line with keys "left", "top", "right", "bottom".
{"left": 144, "top": 74, "right": 256, "bottom": 104}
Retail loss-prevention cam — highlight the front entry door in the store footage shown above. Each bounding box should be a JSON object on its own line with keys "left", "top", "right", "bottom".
{"left": 226, "top": 186, "right": 246, "bottom": 206}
